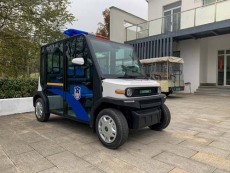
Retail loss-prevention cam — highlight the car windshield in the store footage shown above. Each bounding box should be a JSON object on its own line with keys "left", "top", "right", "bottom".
{"left": 89, "top": 37, "right": 146, "bottom": 79}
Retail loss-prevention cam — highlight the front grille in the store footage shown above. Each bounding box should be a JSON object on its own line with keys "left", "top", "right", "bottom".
{"left": 139, "top": 98, "right": 162, "bottom": 109}
{"left": 128, "top": 87, "right": 158, "bottom": 97}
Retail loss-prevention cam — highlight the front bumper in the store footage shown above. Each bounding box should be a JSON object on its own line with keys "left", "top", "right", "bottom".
{"left": 131, "top": 107, "right": 161, "bottom": 129}
{"left": 91, "top": 94, "right": 166, "bottom": 129}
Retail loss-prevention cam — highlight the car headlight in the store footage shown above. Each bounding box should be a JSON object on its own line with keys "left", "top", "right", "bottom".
{"left": 126, "top": 88, "right": 133, "bottom": 97}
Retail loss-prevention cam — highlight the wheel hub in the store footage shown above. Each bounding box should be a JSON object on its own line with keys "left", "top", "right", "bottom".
{"left": 35, "top": 102, "right": 43, "bottom": 118}
{"left": 98, "top": 115, "right": 117, "bottom": 143}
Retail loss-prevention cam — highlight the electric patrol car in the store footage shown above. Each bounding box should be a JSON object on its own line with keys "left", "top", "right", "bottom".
{"left": 33, "top": 29, "right": 171, "bottom": 149}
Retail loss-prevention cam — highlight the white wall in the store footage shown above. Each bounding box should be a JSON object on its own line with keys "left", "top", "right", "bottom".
{"left": 175, "top": 39, "right": 201, "bottom": 92}
{"left": 147, "top": 0, "right": 202, "bottom": 21}
{"left": 175, "top": 34, "right": 230, "bottom": 89}
{"left": 0, "top": 97, "right": 34, "bottom": 116}
{"left": 110, "top": 7, "right": 146, "bottom": 43}
{"left": 205, "top": 34, "right": 230, "bottom": 84}
{"left": 148, "top": 0, "right": 178, "bottom": 20}
{"left": 200, "top": 39, "right": 208, "bottom": 83}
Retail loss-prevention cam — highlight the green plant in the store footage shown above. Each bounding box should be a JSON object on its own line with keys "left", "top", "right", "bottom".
{"left": 0, "top": 78, "right": 38, "bottom": 99}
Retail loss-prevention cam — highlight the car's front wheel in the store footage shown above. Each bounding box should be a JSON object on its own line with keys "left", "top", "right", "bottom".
{"left": 96, "top": 108, "right": 128, "bottom": 149}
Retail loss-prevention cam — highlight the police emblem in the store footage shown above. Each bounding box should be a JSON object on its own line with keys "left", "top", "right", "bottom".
{"left": 74, "top": 86, "right": 81, "bottom": 100}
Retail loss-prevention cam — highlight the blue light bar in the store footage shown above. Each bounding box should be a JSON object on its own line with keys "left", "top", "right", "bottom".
{"left": 64, "top": 29, "right": 89, "bottom": 37}
{"left": 64, "top": 28, "right": 109, "bottom": 40}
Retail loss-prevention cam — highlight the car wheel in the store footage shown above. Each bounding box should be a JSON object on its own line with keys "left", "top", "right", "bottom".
{"left": 35, "top": 98, "right": 50, "bottom": 122}
{"left": 96, "top": 108, "right": 128, "bottom": 149}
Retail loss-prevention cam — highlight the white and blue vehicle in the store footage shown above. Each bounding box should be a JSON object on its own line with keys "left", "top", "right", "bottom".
{"left": 33, "top": 29, "right": 171, "bottom": 149}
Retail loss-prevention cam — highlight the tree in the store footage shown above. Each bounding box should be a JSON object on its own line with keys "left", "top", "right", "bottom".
{"left": 0, "top": 0, "right": 75, "bottom": 78}
{"left": 96, "top": 8, "right": 110, "bottom": 38}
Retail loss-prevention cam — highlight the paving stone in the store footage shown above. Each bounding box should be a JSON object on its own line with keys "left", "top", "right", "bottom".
{"left": 213, "top": 169, "right": 230, "bottom": 173}
{"left": 0, "top": 149, "right": 5, "bottom": 157}
{"left": 169, "top": 168, "right": 190, "bottom": 173}
{"left": 167, "top": 128, "right": 199, "bottom": 136}
{"left": 41, "top": 130, "right": 67, "bottom": 139}
{"left": 214, "top": 136, "right": 230, "bottom": 144}
{"left": 85, "top": 148, "right": 173, "bottom": 173}
{"left": 209, "top": 141, "right": 230, "bottom": 151}
{"left": 10, "top": 150, "right": 54, "bottom": 173}
{"left": 179, "top": 140, "right": 230, "bottom": 158}
{"left": 129, "top": 130, "right": 184, "bottom": 145}
{"left": 29, "top": 140, "right": 65, "bottom": 157}
{"left": 154, "top": 152, "right": 215, "bottom": 173}
{"left": 122, "top": 139, "right": 163, "bottom": 159}
{"left": 0, "top": 127, "right": 15, "bottom": 136}
{"left": 0, "top": 155, "right": 18, "bottom": 172}
{"left": 214, "top": 122, "right": 230, "bottom": 130}
{"left": 172, "top": 131, "right": 213, "bottom": 145}
{"left": 68, "top": 132, "right": 98, "bottom": 144}
{"left": 83, "top": 151, "right": 160, "bottom": 173}
{"left": 8, "top": 124, "right": 31, "bottom": 135}
{"left": 38, "top": 167, "right": 63, "bottom": 173}
{"left": 223, "top": 132, "right": 230, "bottom": 138}
{"left": 147, "top": 141, "right": 197, "bottom": 158}
{"left": 49, "top": 134, "right": 77, "bottom": 144}
{"left": 196, "top": 132, "right": 226, "bottom": 140}
{"left": 1, "top": 140, "right": 34, "bottom": 156}
{"left": 19, "top": 131, "right": 47, "bottom": 143}
{"left": 60, "top": 140, "right": 99, "bottom": 157}
{"left": 23, "top": 120, "right": 51, "bottom": 129}
{"left": 192, "top": 152, "right": 230, "bottom": 172}
{"left": 209, "top": 126, "right": 230, "bottom": 134}
{"left": 47, "top": 151, "right": 103, "bottom": 173}
{"left": 227, "top": 154, "right": 230, "bottom": 160}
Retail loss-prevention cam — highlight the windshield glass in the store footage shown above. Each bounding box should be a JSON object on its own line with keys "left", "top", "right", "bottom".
{"left": 89, "top": 38, "right": 146, "bottom": 78}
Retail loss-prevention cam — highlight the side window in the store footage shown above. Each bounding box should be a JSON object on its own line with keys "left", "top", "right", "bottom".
{"left": 66, "top": 36, "right": 92, "bottom": 79}
{"left": 47, "top": 45, "right": 64, "bottom": 83}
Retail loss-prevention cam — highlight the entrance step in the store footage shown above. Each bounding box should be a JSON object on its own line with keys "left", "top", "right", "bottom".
{"left": 195, "top": 86, "right": 230, "bottom": 96}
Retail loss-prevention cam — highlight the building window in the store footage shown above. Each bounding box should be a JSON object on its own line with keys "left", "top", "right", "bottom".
{"left": 163, "top": 1, "right": 181, "bottom": 33}
{"left": 173, "top": 51, "right": 181, "bottom": 57}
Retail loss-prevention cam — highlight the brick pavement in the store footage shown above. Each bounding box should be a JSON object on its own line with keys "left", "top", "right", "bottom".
{"left": 0, "top": 94, "right": 230, "bottom": 173}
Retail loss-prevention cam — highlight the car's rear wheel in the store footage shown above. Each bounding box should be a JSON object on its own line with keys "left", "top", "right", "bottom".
{"left": 96, "top": 108, "right": 128, "bottom": 149}
{"left": 35, "top": 98, "right": 50, "bottom": 122}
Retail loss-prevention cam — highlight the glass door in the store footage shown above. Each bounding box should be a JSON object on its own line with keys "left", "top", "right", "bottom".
{"left": 46, "top": 44, "right": 64, "bottom": 115}
{"left": 226, "top": 55, "right": 230, "bottom": 85}
{"left": 218, "top": 54, "right": 224, "bottom": 85}
{"left": 173, "top": 8, "right": 181, "bottom": 32}
{"left": 217, "top": 50, "right": 230, "bottom": 86}
{"left": 163, "top": 7, "right": 181, "bottom": 33}
{"left": 163, "top": 11, "right": 172, "bottom": 33}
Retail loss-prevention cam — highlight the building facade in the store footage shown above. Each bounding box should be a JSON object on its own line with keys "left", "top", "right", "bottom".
{"left": 110, "top": 0, "right": 230, "bottom": 92}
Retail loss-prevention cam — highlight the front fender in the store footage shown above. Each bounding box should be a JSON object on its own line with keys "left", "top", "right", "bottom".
{"left": 33, "top": 91, "right": 49, "bottom": 114}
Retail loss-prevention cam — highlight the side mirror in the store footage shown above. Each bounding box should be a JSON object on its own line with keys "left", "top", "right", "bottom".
{"left": 72, "top": 57, "right": 84, "bottom": 65}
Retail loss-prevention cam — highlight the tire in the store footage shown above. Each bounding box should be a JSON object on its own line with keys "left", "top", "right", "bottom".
{"left": 96, "top": 108, "right": 129, "bottom": 149}
{"left": 149, "top": 104, "right": 171, "bottom": 131}
{"left": 35, "top": 98, "right": 50, "bottom": 122}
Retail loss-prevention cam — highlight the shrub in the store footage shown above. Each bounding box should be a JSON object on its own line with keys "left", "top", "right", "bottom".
{"left": 0, "top": 78, "right": 38, "bottom": 99}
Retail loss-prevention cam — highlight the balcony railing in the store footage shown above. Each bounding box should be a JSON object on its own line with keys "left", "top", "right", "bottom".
{"left": 126, "top": 0, "right": 230, "bottom": 41}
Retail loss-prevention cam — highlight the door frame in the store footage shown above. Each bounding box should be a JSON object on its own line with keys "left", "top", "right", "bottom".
{"left": 163, "top": 6, "right": 181, "bottom": 32}
{"left": 217, "top": 50, "right": 230, "bottom": 86}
